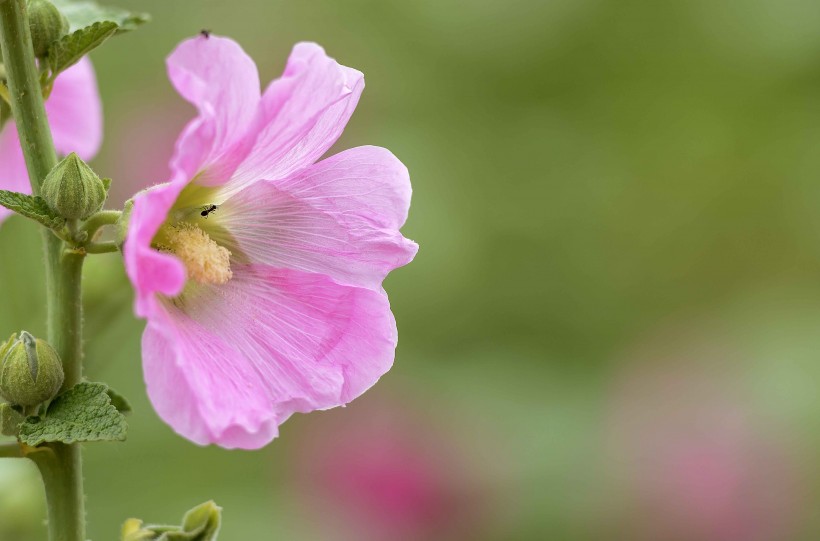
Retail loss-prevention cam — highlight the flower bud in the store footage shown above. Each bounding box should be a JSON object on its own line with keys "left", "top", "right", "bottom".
{"left": 41, "top": 153, "right": 107, "bottom": 220}
{"left": 0, "top": 332, "right": 64, "bottom": 407}
{"left": 181, "top": 500, "right": 221, "bottom": 538}
{"left": 121, "top": 501, "right": 221, "bottom": 541}
{"left": 27, "top": 0, "right": 69, "bottom": 57}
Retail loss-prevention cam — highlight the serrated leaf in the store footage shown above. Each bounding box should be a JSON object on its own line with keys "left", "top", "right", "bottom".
{"left": 105, "top": 387, "right": 131, "bottom": 415}
{"left": 0, "top": 190, "right": 65, "bottom": 230}
{"left": 102, "top": 177, "right": 112, "bottom": 192}
{"left": 0, "top": 403, "right": 24, "bottom": 437}
{"left": 47, "top": 21, "right": 118, "bottom": 77}
{"left": 18, "top": 382, "right": 127, "bottom": 446}
{"left": 50, "top": 0, "right": 149, "bottom": 33}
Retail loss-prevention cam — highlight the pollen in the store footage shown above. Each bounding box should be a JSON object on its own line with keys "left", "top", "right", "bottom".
{"left": 163, "top": 223, "right": 233, "bottom": 285}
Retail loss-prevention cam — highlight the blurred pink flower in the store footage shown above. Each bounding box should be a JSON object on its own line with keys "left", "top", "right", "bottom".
{"left": 0, "top": 58, "right": 102, "bottom": 224}
{"left": 290, "top": 395, "right": 485, "bottom": 541}
{"left": 124, "top": 35, "right": 417, "bottom": 449}
{"left": 606, "top": 338, "right": 803, "bottom": 541}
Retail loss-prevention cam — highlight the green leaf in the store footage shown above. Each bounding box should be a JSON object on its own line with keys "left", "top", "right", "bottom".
{"left": 105, "top": 387, "right": 131, "bottom": 415}
{"left": 0, "top": 403, "right": 24, "bottom": 437}
{"left": 18, "top": 382, "right": 127, "bottom": 446}
{"left": 50, "top": 0, "right": 149, "bottom": 33}
{"left": 47, "top": 20, "right": 118, "bottom": 77}
{"left": 0, "top": 190, "right": 65, "bottom": 230}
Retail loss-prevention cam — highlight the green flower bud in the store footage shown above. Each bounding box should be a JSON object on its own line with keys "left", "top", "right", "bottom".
{"left": 41, "top": 153, "right": 107, "bottom": 220}
{"left": 0, "top": 332, "right": 64, "bottom": 407}
{"left": 27, "top": 0, "right": 69, "bottom": 57}
{"left": 120, "top": 501, "right": 222, "bottom": 541}
{"left": 180, "top": 500, "right": 221, "bottom": 538}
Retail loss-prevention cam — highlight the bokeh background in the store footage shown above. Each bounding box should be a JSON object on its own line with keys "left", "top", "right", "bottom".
{"left": 4, "top": 0, "right": 820, "bottom": 539}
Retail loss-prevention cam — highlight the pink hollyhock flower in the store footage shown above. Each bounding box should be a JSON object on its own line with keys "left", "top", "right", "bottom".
{"left": 123, "top": 35, "right": 418, "bottom": 449}
{"left": 0, "top": 58, "right": 102, "bottom": 224}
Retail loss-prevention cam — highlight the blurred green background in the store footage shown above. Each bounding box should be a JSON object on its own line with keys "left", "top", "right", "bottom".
{"left": 5, "top": 0, "right": 820, "bottom": 539}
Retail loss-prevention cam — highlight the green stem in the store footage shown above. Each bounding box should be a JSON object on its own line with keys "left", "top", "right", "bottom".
{"left": 29, "top": 444, "right": 84, "bottom": 541}
{"left": 0, "top": 442, "right": 23, "bottom": 458}
{"left": 81, "top": 209, "right": 121, "bottom": 240}
{"left": 83, "top": 241, "right": 119, "bottom": 254}
{"left": 0, "top": 1, "right": 56, "bottom": 193}
{"left": 31, "top": 250, "right": 86, "bottom": 541}
{"left": 0, "top": 1, "right": 86, "bottom": 540}
{"left": 54, "top": 250, "right": 84, "bottom": 390}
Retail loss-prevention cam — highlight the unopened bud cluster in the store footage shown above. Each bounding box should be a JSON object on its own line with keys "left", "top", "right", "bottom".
{"left": 0, "top": 331, "right": 64, "bottom": 407}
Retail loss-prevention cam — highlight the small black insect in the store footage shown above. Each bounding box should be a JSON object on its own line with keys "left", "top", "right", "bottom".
{"left": 200, "top": 204, "right": 218, "bottom": 218}
{"left": 200, "top": 29, "right": 211, "bottom": 39}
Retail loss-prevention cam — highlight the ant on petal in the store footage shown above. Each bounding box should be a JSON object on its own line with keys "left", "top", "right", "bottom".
{"left": 200, "top": 204, "right": 218, "bottom": 219}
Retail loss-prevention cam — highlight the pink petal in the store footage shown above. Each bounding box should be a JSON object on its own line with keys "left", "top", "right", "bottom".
{"left": 142, "top": 309, "right": 280, "bottom": 447}
{"left": 167, "top": 35, "right": 261, "bottom": 184}
{"left": 213, "top": 146, "right": 418, "bottom": 290}
{"left": 141, "top": 265, "right": 398, "bottom": 449}
{"left": 224, "top": 42, "right": 364, "bottom": 196}
{"left": 47, "top": 57, "right": 102, "bottom": 160}
{"left": 124, "top": 179, "right": 187, "bottom": 317}
{"left": 276, "top": 146, "right": 413, "bottom": 231}
{"left": 0, "top": 124, "right": 29, "bottom": 224}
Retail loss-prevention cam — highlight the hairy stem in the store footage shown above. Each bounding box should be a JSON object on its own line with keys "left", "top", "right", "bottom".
{"left": 83, "top": 241, "right": 119, "bottom": 254}
{"left": 81, "top": 209, "right": 122, "bottom": 240}
{"left": 0, "top": 1, "right": 86, "bottom": 540}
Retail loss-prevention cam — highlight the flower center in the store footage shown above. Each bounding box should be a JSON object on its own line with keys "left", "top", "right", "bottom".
{"left": 161, "top": 223, "right": 232, "bottom": 285}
